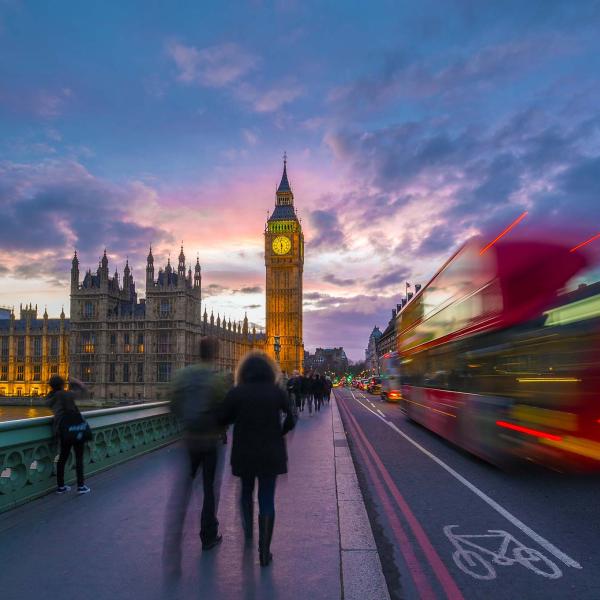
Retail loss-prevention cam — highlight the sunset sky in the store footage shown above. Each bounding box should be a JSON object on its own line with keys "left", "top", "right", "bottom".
{"left": 1, "top": 1, "right": 600, "bottom": 359}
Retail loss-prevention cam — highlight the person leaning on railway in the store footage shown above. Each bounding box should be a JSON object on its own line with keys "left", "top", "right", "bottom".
{"left": 221, "top": 351, "right": 296, "bottom": 567}
{"left": 45, "top": 374, "right": 92, "bottom": 495}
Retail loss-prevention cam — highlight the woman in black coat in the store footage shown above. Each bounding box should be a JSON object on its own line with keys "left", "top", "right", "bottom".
{"left": 221, "top": 351, "right": 296, "bottom": 566}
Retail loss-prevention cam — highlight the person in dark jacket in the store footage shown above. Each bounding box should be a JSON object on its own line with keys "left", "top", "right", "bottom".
{"left": 221, "top": 351, "right": 296, "bottom": 567}
{"left": 314, "top": 373, "right": 323, "bottom": 413}
{"left": 164, "top": 336, "right": 227, "bottom": 574}
{"left": 45, "top": 374, "right": 91, "bottom": 495}
{"left": 287, "top": 370, "right": 302, "bottom": 416}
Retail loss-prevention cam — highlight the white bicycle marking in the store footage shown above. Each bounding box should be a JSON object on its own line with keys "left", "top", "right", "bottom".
{"left": 344, "top": 389, "right": 582, "bottom": 570}
{"left": 444, "top": 525, "right": 562, "bottom": 580}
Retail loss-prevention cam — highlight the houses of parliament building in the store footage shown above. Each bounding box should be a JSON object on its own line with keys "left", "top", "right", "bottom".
{"left": 0, "top": 159, "right": 304, "bottom": 401}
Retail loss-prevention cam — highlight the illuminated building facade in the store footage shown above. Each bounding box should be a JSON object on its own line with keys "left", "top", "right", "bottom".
{"left": 0, "top": 304, "right": 69, "bottom": 397}
{"left": 264, "top": 157, "right": 304, "bottom": 374}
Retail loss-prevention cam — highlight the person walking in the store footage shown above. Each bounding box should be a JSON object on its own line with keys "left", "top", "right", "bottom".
{"left": 314, "top": 374, "right": 322, "bottom": 413}
{"left": 221, "top": 351, "right": 296, "bottom": 566}
{"left": 305, "top": 371, "right": 315, "bottom": 416}
{"left": 164, "top": 336, "right": 228, "bottom": 572}
{"left": 325, "top": 376, "right": 333, "bottom": 405}
{"left": 45, "top": 374, "right": 91, "bottom": 495}
{"left": 287, "top": 370, "right": 302, "bottom": 417}
{"left": 300, "top": 372, "right": 309, "bottom": 413}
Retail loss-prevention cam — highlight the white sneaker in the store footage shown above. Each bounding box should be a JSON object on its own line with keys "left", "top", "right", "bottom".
{"left": 56, "top": 485, "right": 71, "bottom": 494}
{"left": 77, "top": 485, "right": 91, "bottom": 495}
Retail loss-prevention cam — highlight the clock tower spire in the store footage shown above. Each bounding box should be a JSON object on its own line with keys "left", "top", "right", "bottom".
{"left": 265, "top": 155, "right": 304, "bottom": 374}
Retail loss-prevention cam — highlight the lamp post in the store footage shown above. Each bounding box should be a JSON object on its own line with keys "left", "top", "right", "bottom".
{"left": 274, "top": 335, "right": 281, "bottom": 365}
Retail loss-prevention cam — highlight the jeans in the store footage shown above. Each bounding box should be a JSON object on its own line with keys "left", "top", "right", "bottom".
{"left": 57, "top": 438, "right": 85, "bottom": 487}
{"left": 241, "top": 475, "right": 277, "bottom": 516}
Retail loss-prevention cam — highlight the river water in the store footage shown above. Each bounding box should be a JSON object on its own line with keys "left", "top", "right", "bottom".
{"left": 0, "top": 406, "right": 53, "bottom": 423}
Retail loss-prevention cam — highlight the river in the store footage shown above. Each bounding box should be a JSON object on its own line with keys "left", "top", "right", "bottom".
{"left": 0, "top": 406, "right": 53, "bottom": 422}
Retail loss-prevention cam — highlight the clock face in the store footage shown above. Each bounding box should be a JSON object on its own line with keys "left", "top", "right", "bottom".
{"left": 272, "top": 235, "right": 292, "bottom": 255}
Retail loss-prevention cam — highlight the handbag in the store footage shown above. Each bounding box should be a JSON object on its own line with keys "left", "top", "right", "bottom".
{"left": 61, "top": 411, "right": 93, "bottom": 442}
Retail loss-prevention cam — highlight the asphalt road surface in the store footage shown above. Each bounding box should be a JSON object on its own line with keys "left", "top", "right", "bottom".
{"left": 334, "top": 386, "right": 600, "bottom": 600}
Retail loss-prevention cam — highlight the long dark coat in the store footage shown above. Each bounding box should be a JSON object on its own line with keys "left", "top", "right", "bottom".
{"left": 222, "top": 382, "right": 294, "bottom": 478}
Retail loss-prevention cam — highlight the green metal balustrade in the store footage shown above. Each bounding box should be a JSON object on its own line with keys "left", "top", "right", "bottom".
{"left": 0, "top": 402, "right": 180, "bottom": 513}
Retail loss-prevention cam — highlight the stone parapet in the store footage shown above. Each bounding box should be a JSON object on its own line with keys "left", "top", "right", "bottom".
{"left": 0, "top": 402, "right": 178, "bottom": 513}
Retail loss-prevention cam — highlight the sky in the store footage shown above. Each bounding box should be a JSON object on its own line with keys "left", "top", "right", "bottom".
{"left": 1, "top": 0, "right": 600, "bottom": 360}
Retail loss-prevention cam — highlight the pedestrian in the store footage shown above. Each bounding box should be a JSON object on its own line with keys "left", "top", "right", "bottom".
{"left": 314, "top": 373, "right": 322, "bottom": 412}
{"left": 45, "top": 374, "right": 92, "bottom": 495}
{"left": 287, "top": 370, "right": 302, "bottom": 416}
{"left": 305, "top": 371, "right": 315, "bottom": 416}
{"left": 164, "top": 336, "right": 228, "bottom": 574}
{"left": 325, "top": 376, "right": 333, "bottom": 405}
{"left": 300, "top": 372, "right": 309, "bottom": 412}
{"left": 221, "top": 351, "right": 296, "bottom": 566}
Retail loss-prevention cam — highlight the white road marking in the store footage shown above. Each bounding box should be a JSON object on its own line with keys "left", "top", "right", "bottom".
{"left": 344, "top": 390, "right": 582, "bottom": 570}
{"left": 377, "top": 409, "right": 385, "bottom": 417}
{"left": 444, "top": 525, "right": 562, "bottom": 580}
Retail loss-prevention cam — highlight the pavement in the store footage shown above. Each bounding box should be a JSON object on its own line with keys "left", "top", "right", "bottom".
{"left": 336, "top": 386, "right": 600, "bottom": 600}
{"left": 0, "top": 395, "right": 389, "bottom": 600}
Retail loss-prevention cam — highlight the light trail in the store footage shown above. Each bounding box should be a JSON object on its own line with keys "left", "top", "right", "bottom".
{"left": 479, "top": 211, "right": 528, "bottom": 255}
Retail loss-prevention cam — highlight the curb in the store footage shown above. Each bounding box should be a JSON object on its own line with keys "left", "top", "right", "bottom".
{"left": 332, "top": 393, "right": 391, "bottom": 600}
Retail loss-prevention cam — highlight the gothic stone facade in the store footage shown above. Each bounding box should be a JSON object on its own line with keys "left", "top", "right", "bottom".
{"left": 68, "top": 247, "right": 264, "bottom": 402}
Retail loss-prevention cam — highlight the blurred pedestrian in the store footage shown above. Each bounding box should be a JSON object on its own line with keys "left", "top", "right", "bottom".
{"left": 221, "top": 351, "right": 296, "bottom": 566}
{"left": 164, "top": 336, "right": 228, "bottom": 574}
{"left": 45, "top": 374, "right": 92, "bottom": 495}
{"left": 324, "top": 376, "right": 333, "bottom": 405}
{"left": 306, "top": 371, "right": 315, "bottom": 416}
{"left": 300, "top": 372, "right": 309, "bottom": 412}
{"left": 314, "top": 373, "right": 323, "bottom": 412}
{"left": 287, "top": 370, "right": 302, "bottom": 416}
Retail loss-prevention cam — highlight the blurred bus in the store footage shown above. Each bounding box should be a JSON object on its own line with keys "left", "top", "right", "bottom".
{"left": 396, "top": 235, "right": 600, "bottom": 471}
{"left": 380, "top": 352, "right": 402, "bottom": 402}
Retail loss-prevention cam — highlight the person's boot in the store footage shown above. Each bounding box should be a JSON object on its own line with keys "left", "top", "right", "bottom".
{"left": 241, "top": 496, "right": 254, "bottom": 541}
{"left": 258, "top": 514, "right": 275, "bottom": 567}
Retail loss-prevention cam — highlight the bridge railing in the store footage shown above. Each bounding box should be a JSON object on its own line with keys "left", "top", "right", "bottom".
{"left": 0, "top": 402, "right": 179, "bottom": 513}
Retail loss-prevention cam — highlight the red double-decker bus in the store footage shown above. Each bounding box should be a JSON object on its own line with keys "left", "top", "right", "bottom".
{"left": 396, "top": 235, "right": 600, "bottom": 470}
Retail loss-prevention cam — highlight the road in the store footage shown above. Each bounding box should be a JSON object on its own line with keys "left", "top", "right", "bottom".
{"left": 334, "top": 386, "right": 600, "bottom": 600}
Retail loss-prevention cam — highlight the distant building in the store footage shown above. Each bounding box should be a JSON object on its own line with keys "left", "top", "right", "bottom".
{"left": 377, "top": 306, "right": 399, "bottom": 357}
{"left": 0, "top": 304, "right": 69, "bottom": 397}
{"left": 365, "top": 327, "right": 382, "bottom": 374}
{"left": 304, "top": 347, "right": 348, "bottom": 375}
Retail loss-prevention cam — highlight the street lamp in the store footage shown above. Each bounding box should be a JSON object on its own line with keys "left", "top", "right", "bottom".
{"left": 274, "top": 335, "right": 281, "bottom": 365}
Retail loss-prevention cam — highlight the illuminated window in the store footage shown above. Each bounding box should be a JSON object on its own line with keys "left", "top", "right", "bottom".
{"left": 0, "top": 388, "right": 5, "bottom": 396}
{"left": 0, "top": 365, "right": 7, "bottom": 381}
{"left": 82, "top": 333, "right": 95, "bottom": 354}
{"left": 16, "top": 365, "right": 24, "bottom": 381}
{"left": 137, "top": 333, "right": 144, "bottom": 353}
{"left": 123, "top": 333, "right": 131, "bottom": 353}
{"left": 157, "top": 363, "right": 171, "bottom": 382}
{"left": 81, "top": 365, "right": 93, "bottom": 382}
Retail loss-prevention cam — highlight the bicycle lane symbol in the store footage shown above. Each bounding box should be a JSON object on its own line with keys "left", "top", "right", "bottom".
{"left": 444, "top": 525, "right": 563, "bottom": 581}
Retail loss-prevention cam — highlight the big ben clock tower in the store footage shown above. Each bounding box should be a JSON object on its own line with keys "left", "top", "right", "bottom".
{"left": 265, "top": 155, "right": 304, "bottom": 373}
